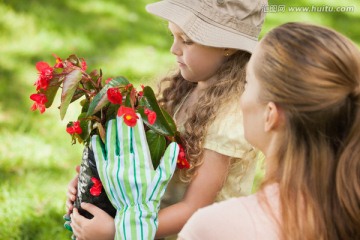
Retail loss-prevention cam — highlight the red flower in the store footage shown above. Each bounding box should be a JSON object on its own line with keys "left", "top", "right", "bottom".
{"left": 124, "top": 83, "right": 133, "bottom": 91}
{"left": 177, "top": 145, "right": 190, "bottom": 169}
{"left": 66, "top": 121, "right": 82, "bottom": 135}
{"left": 117, "top": 106, "right": 138, "bottom": 127}
{"left": 30, "top": 93, "right": 48, "bottom": 114}
{"left": 34, "top": 75, "right": 50, "bottom": 91}
{"left": 81, "top": 59, "right": 87, "bottom": 71}
{"left": 52, "top": 54, "right": 64, "bottom": 68}
{"left": 107, "top": 87, "right": 123, "bottom": 105}
{"left": 105, "top": 78, "right": 113, "bottom": 84}
{"left": 89, "top": 177, "right": 102, "bottom": 196}
{"left": 36, "top": 61, "right": 53, "bottom": 75}
{"left": 138, "top": 85, "right": 145, "bottom": 97}
{"left": 144, "top": 108, "right": 156, "bottom": 125}
{"left": 34, "top": 61, "right": 53, "bottom": 91}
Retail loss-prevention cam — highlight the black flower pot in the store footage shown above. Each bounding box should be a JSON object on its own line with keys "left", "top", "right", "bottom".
{"left": 73, "top": 145, "right": 116, "bottom": 219}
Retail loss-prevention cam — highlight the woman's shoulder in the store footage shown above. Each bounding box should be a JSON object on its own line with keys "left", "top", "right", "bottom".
{"left": 210, "top": 184, "right": 279, "bottom": 220}
{"left": 179, "top": 184, "right": 280, "bottom": 240}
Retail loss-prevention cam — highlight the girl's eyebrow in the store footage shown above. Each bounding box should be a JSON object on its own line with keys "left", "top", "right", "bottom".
{"left": 181, "top": 34, "right": 192, "bottom": 40}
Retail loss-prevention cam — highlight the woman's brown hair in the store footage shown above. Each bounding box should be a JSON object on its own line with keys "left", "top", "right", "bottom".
{"left": 256, "top": 22, "right": 360, "bottom": 239}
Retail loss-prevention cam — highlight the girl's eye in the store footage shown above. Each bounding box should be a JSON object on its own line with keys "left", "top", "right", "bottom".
{"left": 169, "top": 32, "right": 193, "bottom": 45}
{"left": 183, "top": 40, "right": 193, "bottom": 45}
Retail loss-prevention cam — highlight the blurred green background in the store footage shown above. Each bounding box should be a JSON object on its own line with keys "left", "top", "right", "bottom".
{"left": 0, "top": 0, "right": 359, "bottom": 239}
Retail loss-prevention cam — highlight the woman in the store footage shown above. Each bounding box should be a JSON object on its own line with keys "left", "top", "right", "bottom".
{"left": 178, "top": 22, "right": 360, "bottom": 240}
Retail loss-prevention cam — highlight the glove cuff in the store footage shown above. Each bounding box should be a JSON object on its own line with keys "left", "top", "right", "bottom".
{"left": 114, "top": 205, "right": 158, "bottom": 240}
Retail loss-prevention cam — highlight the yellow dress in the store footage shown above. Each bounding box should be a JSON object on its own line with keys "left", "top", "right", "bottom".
{"left": 160, "top": 100, "right": 258, "bottom": 239}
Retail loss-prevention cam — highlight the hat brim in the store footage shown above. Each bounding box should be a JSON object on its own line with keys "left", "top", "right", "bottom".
{"left": 146, "top": 1, "right": 257, "bottom": 53}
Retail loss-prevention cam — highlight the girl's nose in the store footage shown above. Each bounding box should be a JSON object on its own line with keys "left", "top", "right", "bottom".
{"left": 170, "top": 41, "right": 181, "bottom": 56}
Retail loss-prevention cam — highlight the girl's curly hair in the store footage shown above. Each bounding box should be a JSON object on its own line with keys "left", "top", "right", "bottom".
{"left": 157, "top": 50, "right": 252, "bottom": 184}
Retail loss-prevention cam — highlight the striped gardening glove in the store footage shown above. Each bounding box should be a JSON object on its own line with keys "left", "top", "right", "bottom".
{"left": 91, "top": 114, "right": 179, "bottom": 240}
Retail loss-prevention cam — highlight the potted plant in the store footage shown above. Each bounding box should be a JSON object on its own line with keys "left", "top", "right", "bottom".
{"left": 30, "top": 54, "right": 189, "bottom": 219}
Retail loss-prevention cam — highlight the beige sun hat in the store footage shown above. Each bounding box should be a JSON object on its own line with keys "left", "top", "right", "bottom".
{"left": 146, "top": 0, "right": 267, "bottom": 53}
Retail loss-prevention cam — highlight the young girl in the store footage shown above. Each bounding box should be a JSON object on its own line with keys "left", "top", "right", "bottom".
{"left": 179, "top": 22, "right": 360, "bottom": 240}
{"left": 68, "top": 0, "right": 266, "bottom": 239}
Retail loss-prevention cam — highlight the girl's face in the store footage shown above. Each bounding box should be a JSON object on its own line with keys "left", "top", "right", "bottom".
{"left": 240, "top": 46, "right": 267, "bottom": 150}
{"left": 168, "top": 22, "right": 226, "bottom": 85}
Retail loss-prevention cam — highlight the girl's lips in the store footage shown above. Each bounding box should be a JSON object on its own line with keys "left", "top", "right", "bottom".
{"left": 177, "top": 61, "right": 185, "bottom": 67}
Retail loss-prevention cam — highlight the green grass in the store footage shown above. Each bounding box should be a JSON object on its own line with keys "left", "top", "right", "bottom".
{"left": 0, "top": 0, "right": 359, "bottom": 239}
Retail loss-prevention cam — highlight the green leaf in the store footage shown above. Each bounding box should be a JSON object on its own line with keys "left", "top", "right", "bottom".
{"left": 97, "top": 122, "right": 106, "bottom": 143}
{"left": 60, "top": 69, "right": 83, "bottom": 119}
{"left": 41, "top": 78, "right": 61, "bottom": 108}
{"left": 86, "top": 76, "right": 129, "bottom": 117}
{"left": 77, "top": 112, "right": 90, "bottom": 143}
{"left": 70, "top": 89, "right": 85, "bottom": 103}
{"left": 161, "top": 107, "right": 177, "bottom": 133}
{"left": 123, "top": 92, "right": 132, "bottom": 108}
{"left": 89, "top": 69, "right": 100, "bottom": 86}
{"left": 146, "top": 130, "right": 166, "bottom": 169}
{"left": 80, "top": 99, "right": 90, "bottom": 113}
{"left": 53, "top": 67, "right": 64, "bottom": 74}
{"left": 67, "top": 54, "right": 80, "bottom": 67}
{"left": 89, "top": 69, "right": 100, "bottom": 79}
{"left": 106, "top": 103, "right": 119, "bottom": 121}
{"left": 139, "top": 86, "right": 177, "bottom": 136}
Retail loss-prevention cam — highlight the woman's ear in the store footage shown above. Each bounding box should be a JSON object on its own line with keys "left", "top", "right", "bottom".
{"left": 264, "top": 102, "right": 283, "bottom": 132}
